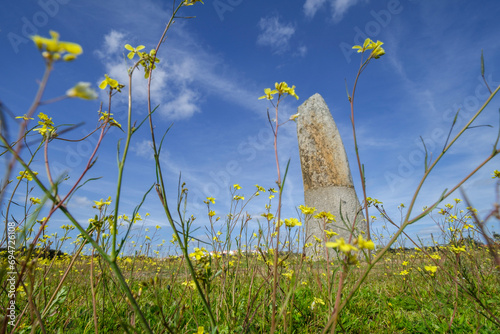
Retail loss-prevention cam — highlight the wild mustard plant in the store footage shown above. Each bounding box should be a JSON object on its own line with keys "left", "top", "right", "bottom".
{"left": 0, "top": 2, "right": 208, "bottom": 333}
{"left": 321, "top": 38, "right": 500, "bottom": 333}
{"left": 258, "top": 80, "right": 301, "bottom": 333}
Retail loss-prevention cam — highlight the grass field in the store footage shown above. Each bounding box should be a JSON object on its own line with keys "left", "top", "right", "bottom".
{"left": 2, "top": 225, "right": 500, "bottom": 333}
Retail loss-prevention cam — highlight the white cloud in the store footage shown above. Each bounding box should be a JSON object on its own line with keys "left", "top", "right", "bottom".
{"left": 303, "top": 0, "right": 327, "bottom": 18}
{"left": 163, "top": 87, "right": 200, "bottom": 119}
{"left": 303, "top": 0, "right": 361, "bottom": 22}
{"left": 96, "top": 26, "right": 265, "bottom": 121}
{"left": 132, "top": 139, "right": 154, "bottom": 159}
{"left": 257, "top": 16, "right": 296, "bottom": 55}
{"left": 96, "top": 30, "right": 199, "bottom": 120}
{"left": 68, "top": 195, "right": 92, "bottom": 208}
{"left": 104, "top": 30, "right": 126, "bottom": 55}
{"left": 331, "top": 0, "right": 361, "bottom": 21}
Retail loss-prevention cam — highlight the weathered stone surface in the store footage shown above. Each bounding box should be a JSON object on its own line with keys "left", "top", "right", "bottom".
{"left": 296, "top": 93, "right": 365, "bottom": 257}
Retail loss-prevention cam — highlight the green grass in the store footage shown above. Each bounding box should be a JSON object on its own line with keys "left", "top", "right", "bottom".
{"left": 2, "top": 243, "right": 499, "bottom": 333}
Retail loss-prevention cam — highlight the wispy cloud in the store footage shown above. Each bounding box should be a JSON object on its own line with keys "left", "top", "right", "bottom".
{"left": 163, "top": 88, "right": 200, "bottom": 119}
{"left": 95, "top": 30, "right": 173, "bottom": 116}
{"left": 102, "top": 30, "right": 126, "bottom": 55}
{"left": 67, "top": 195, "right": 93, "bottom": 210}
{"left": 303, "top": 0, "right": 327, "bottom": 18}
{"left": 257, "top": 16, "right": 296, "bottom": 55}
{"left": 303, "top": 0, "right": 361, "bottom": 22}
{"left": 131, "top": 139, "right": 155, "bottom": 159}
{"left": 96, "top": 25, "right": 266, "bottom": 121}
{"left": 295, "top": 45, "right": 308, "bottom": 58}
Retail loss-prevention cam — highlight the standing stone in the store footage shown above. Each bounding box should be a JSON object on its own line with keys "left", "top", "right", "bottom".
{"left": 296, "top": 93, "right": 365, "bottom": 258}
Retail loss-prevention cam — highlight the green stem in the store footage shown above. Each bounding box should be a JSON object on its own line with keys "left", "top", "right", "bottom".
{"left": 323, "top": 73, "right": 500, "bottom": 334}
{"left": 111, "top": 72, "right": 135, "bottom": 262}
{"left": 1, "top": 63, "right": 52, "bottom": 253}
{"left": 143, "top": 2, "right": 218, "bottom": 331}
{"left": 270, "top": 97, "right": 283, "bottom": 334}
{"left": 349, "top": 56, "right": 372, "bottom": 243}
{"left": 404, "top": 83, "right": 500, "bottom": 222}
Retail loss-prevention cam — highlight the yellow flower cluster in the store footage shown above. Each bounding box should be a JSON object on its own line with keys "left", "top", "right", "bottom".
{"left": 98, "top": 111, "right": 122, "bottom": 128}
{"left": 284, "top": 218, "right": 302, "bottom": 228}
{"left": 326, "top": 237, "right": 358, "bottom": 253}
{"left": 366, "top": 197, "right": 383, "bottom": 206}
{"left": 324, "top": 230, "right": 338, "bottom": 239}
{"left": 259, "top": 81, "right": 298, "bottom": 100}
{"left": 189, "top": 247, "right": 208, "bottom": 261}
{"left": 313, "top": 211, "right": 336, "bottom": 222}
{"left": 204, "top": 197, "right": 215, "bottom": 204}
{"left": 183, "top": 0, "right": 204, "bottom": 6}
{"left": 449, "top": 245, "right": 466, "bottom": 254}
{"left": 93, "top": 196, "right": 112, "bottom": 210}
{"left": 326, "top": 235, "right": 375, "bottom": 255}
{"left": 424, "top": 265, "right": 437, "bottom": 274}
{"left": 33, "top": 112, "right": 56, "bottom": 139}
{"left": 298, "top": 205, "right": 316, "bottom": 215}
{"left": 30, "top": 197, "right": 41, "bottom": 205}
{"left": 66, "top": 82, "right": 97, "bottom": 100}
{"left": 17, "top": 170, "right": 38, "bottom": 181}
{"left": 352, "top": 38, "right": 385, "bottom": 59}
{"left": 255, "top": 184, "right": 266, "bottom": 194}
{"left": 31, "top": 30, "right": 82, "bottom": 61}
{"left": 99, "top": 74, "right": 125, "bottom": 92}
{"left": 262, "top": 213, "right": 274, "bottom": 220}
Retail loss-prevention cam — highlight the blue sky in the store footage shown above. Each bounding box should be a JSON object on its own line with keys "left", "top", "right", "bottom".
{"left": 1, "top": 0, "right": 500, "bottom": 252}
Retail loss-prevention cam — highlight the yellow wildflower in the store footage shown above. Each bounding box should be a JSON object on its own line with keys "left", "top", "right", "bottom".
{"left": 284, "top": 218, "right": 302, "bottom": 227}
{"left": 31, "top": 30, "right": 82, "bottom": 61}
{"left": 356, "top": 235, "right": 375, "bottom": 250}
{"left": 326, "top": 237, "right": 358, "bottom": 254}
{"left": 66, "top": 82, "right": 98, "bottom": 100}
{"left": 313, "top": 211, "right": 336, "bottom": 222}
{"left": 299, "top": 205, "right": 316, "bottom": 215}
{"left": 204, "top": 197, "right": 215, "bottom": 204}
{"left": 424, "top": 265, "right": 437, "bottom": 274}
{"left": 324, "top": 230, "right": 338, "bottom": 239}
{"left": 17, "top": 170, "right": 38, "bottom": 181}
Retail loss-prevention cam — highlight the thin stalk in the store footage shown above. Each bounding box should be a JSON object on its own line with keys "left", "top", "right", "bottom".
{"left": 144, "top": 2, "right": 218, "bottom": 330}
{"left": 26, "top": 279, "right": 47, "bottom": 334}
{"left": 327, "top": 266, "right": 347, "bottom": 334}
{"left": 404, "top": 84, "right": 500, "bottom": 223}
{"left": 1, "top": 62, "right": 52, "bottom": 207}
{"left": 270, "top": 97, "right": 283, "bottom": 334}
{"left": 0, "top": 135, "right": 106, "bottom": 258}
{"left": 349, "top": 55, "right": 373, "bottom": 243}
{"left": 2, "top": 142, "right": 43, "bottom": 245}
{"left": 90, "top": 231, "right": 101, "bottom": 334}
{"left": 111, "top": 71, "right": 135, "bottom": 261}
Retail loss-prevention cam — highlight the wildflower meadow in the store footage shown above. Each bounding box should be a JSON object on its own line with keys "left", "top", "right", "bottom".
{"left": 1, "top": 1, "right": 500, "bottom": 333}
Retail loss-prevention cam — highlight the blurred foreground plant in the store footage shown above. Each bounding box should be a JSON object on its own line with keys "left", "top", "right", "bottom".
{"left": 321, "top": 38, "right": 500, "bottom": 333}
